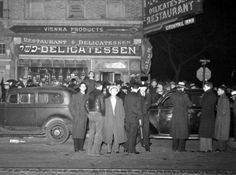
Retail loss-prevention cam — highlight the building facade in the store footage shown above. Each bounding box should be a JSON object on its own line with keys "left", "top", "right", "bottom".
{"left": 0, "top": 0, "right": 151, "bottom": 84}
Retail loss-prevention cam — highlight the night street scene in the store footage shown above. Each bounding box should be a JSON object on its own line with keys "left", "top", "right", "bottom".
{"left": 0, "top": 0, "right": 236, "bottom": 175}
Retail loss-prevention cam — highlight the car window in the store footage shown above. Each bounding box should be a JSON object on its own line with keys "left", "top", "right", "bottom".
{"left": 38, "top": 93, "right": 63, "bottom": 104}
{"left": 19, "top": 93, "right": 34, "bottom": 104}
{"left": 162, "top": 97, "right": 172, "bottom": 107}
{"left": 9, "top": 94, "right": 18, "bottom": 104}
{"left": 189, "top": 94, "right": 202, "bottom": 106}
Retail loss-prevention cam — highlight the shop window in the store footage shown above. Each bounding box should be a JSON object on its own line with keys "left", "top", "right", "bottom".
{"left": 68, "top": 0, "right": 85, "bottom": 19}
{"left": 107, "top": 0, "right": 125, "bottom": 19}
{"left": 0, "top": 1, "right": 3, "bottom": 18}
{"left": 0, "top": 43, "right": 6, "bottom": 55}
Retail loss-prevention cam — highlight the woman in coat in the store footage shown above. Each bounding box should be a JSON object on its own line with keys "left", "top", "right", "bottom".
{"left": 69, "top": 82, "right": 88, "bottom": 152}
{"left": 170, "top": 82, "right": 192, "bottom": 152}
{"left": 198, "top": 82, "right": 217, "bottom": 152}
{"left": 214, "top": 85, "right": 231, "bottom": 152}
{"left": 103, "top": 85, "right": 127, "bottom": 153}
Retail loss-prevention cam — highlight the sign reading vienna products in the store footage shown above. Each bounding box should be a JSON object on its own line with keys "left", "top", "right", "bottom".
{"left": 18, "top": 45, "right": 140, "bottom": 56}
{"left": 143, "top": 0, "right": 203, "bottom": 34}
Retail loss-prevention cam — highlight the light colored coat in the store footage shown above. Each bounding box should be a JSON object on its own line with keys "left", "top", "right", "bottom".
{"left": 214, "top": 94, "right": 231, "bottom": 140}
{"left": 103, "top": 96, "right": 127, "bottom": 144}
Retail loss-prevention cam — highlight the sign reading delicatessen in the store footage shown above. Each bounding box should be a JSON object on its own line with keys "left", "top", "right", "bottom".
{"left": 17, "top": 37, "right": 142, "bottom": 56}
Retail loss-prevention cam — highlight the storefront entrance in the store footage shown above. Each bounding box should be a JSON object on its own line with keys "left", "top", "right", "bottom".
{"left": 100, "top": 72, "right": 122, "bottom": 84}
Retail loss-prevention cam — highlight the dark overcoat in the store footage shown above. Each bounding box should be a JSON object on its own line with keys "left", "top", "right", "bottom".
{"left": 69, "top": 92, "right": 88, "bottom": 139}
{"left": 170, "top": 90, "right": 192, "bottom": 139}
{"left": 199, "top": 89, "right": 217, "bottom": 138}
{"left": 214, "top": 94, "right": 231, "bottom": 140}
{"left": 103, "top": 97, "right": 127, "bottom": 144}
{"left": 124, "top": 92, "right": 143, "bottom": 124}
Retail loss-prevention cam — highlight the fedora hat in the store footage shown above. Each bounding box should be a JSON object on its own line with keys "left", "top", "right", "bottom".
{"left": 231, "top": 90, "right": 236, "bottom": 96}
{"left": 109, "top": 85, "right": 120, "bottom": 94}
{"left": 176, "top": 81, "right": 186, "bottom": 88}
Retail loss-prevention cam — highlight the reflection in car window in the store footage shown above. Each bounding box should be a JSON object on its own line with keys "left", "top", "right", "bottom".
{"left": 9, "top": 94, "right": 18, "bottom": 104}
{"left": 163, "top": 97, "right": 172, "bottom": 107}
{"left": 38, "top": 93, "right": 63, "bottom": 104}
{"left": 19, "top": 93, "right": 34, "bottom": 104}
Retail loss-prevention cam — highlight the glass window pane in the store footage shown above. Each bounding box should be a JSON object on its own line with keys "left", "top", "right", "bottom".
{"left": 9, "top": 94, "right": 18, "bottom": 104}
{"left": 19, "top": 93, "right": 34, "bottom": 104}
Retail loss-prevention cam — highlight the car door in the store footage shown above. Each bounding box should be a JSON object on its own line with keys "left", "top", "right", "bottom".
{"left": 158, "top": 96, "right": 173, "bottom": 135}
{"left": 5, "top": 92, "right": 36, "bottom": 131}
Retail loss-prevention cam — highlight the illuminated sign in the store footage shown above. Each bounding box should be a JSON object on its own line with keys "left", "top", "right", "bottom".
{"left": 18, "top": 45, "right": 140, "bottom": 56}
{"left": 143, "top": 0, "right": 203, "bottom": 34}
{"left": 165, "top": 17, "right": 195, "bottom": 30}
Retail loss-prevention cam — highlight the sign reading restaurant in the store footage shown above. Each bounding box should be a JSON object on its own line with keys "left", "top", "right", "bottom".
{"left": 143, "top": 0, "right": 203, "bottom": 34}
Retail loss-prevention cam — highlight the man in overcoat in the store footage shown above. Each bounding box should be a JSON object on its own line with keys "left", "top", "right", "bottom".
{"left": 231, "top": 90, "right": 236, "bottom": 141}
{"left": 199, "top": 82, "right": 217, "bottom": 152}
{"left": 170, "top": 82, "right": 192, "bottom": 152}
{"left": 103, "top": 85, "right": 127, "bottom": 153}
{"left": 139, "top": 82, "right": 152, "bottom": 151}
{"left": 69, "top": 82, "right": 88, "bottom": 152}
{"left": 124, "top": 83, "right": 143, "bottom": 154}
{"left": 214, "top": 85, "right": 231, "bottom": 152}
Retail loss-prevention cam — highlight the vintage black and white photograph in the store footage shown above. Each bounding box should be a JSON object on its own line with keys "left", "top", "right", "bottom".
{"left": 0, "top": 0, "right": 236, "bottom": 174}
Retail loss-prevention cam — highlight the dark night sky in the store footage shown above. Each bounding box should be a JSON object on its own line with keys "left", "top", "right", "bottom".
{"left": 148, "top": 0, "right": 236, "bottom": 87}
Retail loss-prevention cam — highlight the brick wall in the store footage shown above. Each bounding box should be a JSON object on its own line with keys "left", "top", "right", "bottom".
{"left": 9, "top": 0, "right": 24, "bottom": 20}
{"left": 7, "top": 0, "right": 142, "bottom": 21}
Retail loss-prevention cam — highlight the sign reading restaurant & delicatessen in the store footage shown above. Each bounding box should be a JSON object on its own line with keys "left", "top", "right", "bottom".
{"left": 17, "top": 37, "right": 141, "bottom": 56}
{"left": 143, "top": 0, "right": 203, "bottom": 34}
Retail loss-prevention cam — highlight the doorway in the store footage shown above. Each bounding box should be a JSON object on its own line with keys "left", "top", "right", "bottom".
{"left": 100, "top": 72, "right": 121, "bottom": 83}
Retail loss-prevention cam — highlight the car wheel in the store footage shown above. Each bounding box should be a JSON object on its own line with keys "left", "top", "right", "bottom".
{"left": 46, "top": 119, "right": 70, "bottom": 144}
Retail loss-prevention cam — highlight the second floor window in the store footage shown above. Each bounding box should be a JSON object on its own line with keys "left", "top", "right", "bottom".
{"left": 0, "top": 1, "right": 3, "bottom": 18}
{"left": 0, "top": 43, "right": 6, "bottom": 55}
{"left": 68, "top": 0, "right": 85, "bottom": 19}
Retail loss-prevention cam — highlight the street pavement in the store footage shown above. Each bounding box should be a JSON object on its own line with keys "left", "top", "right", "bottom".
{"left": 0, "top": 136, "right": 236, "bottom": 175}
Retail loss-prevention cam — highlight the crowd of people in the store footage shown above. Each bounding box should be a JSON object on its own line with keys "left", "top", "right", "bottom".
{"left": 1, "top": 71, "right": 236, "bottom": 156}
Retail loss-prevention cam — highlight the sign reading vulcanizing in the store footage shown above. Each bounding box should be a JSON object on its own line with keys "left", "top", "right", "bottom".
{"left": 143, "top": 0, "right": 203, "bottom": 34}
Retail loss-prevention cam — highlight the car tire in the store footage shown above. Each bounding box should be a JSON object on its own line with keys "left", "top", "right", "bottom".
{"left": 45, "top": 119, "right": 70, "bottom": 144}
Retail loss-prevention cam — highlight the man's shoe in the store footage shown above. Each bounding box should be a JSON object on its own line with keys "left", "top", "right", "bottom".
{"left": 134, "top": 151, "right": 140, "bottom": 154}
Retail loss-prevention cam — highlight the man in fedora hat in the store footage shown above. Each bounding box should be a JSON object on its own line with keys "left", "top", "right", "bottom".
{"left": 214, "top": 85, "right": 231, "bottom": 152}
{"left": 103, "top": 85, "right": 127, "bottom": 154}
{"left": 124, "top": 82, "right": 143, "bottom": 154}
{"left": 170, "top": 81, "right": 192, "bottom": 152}
{"left": 139, "top": 82, "right": 152, "bottom": 151}
{"left": 231, "top": 90, "right": 236, "bottom": 141}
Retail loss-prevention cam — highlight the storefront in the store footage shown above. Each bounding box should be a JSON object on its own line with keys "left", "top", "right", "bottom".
{"left": 15, "top": 36, "right": 142, "bottom": 84}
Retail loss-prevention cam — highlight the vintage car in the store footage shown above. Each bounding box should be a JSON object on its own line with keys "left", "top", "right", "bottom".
{"left": 0, "top": 87, "right": 76, "bottom": 144}
{"left": 149, "top": 89, "right": 204, "bottom": 139}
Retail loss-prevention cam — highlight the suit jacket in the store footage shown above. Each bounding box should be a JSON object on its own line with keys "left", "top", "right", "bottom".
{"left": 124, "top": 91, "right": 143, "bottom": 124}
{"left": 103, "top": 96, "right": 127, "bottom": 144}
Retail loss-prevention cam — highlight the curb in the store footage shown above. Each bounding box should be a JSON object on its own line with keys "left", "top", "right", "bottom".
{"left": 0, "top": 168, "right": 235, "bottom": 175}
